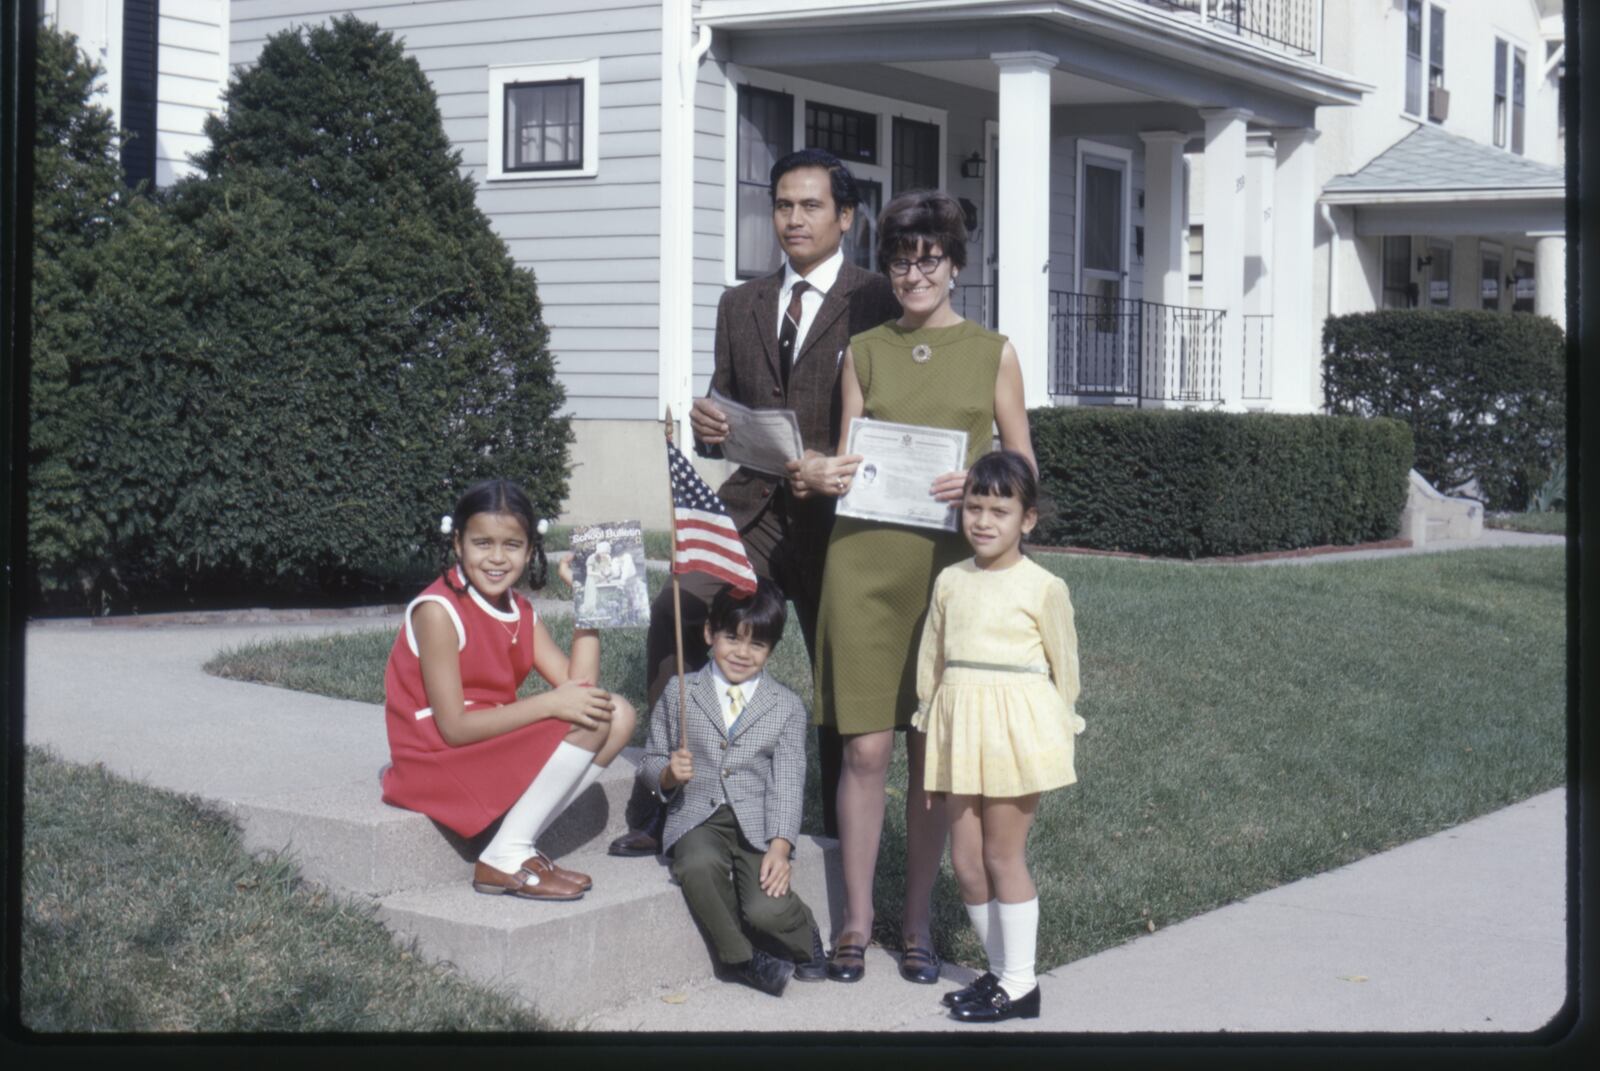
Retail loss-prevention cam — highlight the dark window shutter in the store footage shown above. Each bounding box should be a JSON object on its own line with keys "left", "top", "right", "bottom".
{"left": 121, "top": 0, "right": 159, "bottom": 187}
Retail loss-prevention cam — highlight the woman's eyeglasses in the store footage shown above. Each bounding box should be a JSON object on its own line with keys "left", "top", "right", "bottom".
{"left": 887, "top": 254, "right": 948, "bottom": 277}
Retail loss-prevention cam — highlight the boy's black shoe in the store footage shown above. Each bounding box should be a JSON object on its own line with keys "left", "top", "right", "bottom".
{"left": 950, "top": 983, "right": 1041, "bottom": 1023}
{"left": 792, "top": 926, "right": 827, "bottom": 982}
{"left": 731, "top": 949, "right": 792, "bottom": 996}
{"left": 942, "top": 971, "right": 999, "bottom": 1008}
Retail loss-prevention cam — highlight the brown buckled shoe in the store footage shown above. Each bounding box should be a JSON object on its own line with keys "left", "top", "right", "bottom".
{"left": 472, "top": 857, "right": 584, "bottom": 901}
{"left": 526, "top": 850, "right": 592, "bottom": 892}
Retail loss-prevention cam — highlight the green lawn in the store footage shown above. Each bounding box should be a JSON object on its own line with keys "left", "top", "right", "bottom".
{"left": 1485, "top": 510, "right": 1568, "bottom": 535}
{"left": 206, "top": 548, "right": 1565, "bottom": 975}
{"left": 21, "top": 747, "right": 547, "bottom": 1032}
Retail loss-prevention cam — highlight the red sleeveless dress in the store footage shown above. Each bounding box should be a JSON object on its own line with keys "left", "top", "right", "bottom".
{"left": 380, "top": 571, "right": 569, "bottom": 836}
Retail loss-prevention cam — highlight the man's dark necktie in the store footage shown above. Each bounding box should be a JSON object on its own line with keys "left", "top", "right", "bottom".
{"left": 777, "top": 280, "right": 809, "bottom": 393}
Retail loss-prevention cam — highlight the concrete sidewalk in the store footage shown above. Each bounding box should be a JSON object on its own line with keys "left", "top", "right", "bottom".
{"left": 20, "top": 529, "right": 1570, "bottom": 1034}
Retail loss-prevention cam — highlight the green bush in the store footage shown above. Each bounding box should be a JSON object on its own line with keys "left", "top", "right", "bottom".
{"left": 29, "top": 17, "right": 571, "bottom": 609}
{"left": 1321, "top": 310, "right": 1564, "bottom": 511}
{"left": 1030, "top": 407, "right": 1412, "bottom": 558}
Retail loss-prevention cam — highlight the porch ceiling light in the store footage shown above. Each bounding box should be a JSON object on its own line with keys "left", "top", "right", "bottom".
{"left": 960, "top": 150, "right": 986, "bottom": 179}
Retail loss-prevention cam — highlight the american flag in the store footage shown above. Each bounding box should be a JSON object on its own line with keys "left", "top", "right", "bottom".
{"left": 667, "top": 439, "right": 758, "bottom": 595}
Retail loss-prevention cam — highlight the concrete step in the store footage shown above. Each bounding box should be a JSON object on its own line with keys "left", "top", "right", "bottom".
{"left": 234, "top": 747, "right": 645, "bottom": 898}
{"left": 376, "top": 835, "right": 843, "bottom": 1023}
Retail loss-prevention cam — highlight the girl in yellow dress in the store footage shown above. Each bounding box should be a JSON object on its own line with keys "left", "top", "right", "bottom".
{"left": 912, "top": 450, "right": 1084, "bottom": 1023}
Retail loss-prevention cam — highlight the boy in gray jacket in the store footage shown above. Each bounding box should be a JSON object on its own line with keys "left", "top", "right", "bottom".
{"left": 639, "top": 580, "right": 826, "bottom": 995}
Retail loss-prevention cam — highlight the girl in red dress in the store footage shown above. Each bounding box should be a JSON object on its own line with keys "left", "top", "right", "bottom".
{"left": 381, "top": 479, "right": 636, "bottom": 900}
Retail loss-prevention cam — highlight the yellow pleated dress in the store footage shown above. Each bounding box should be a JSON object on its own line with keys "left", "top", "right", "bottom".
{"left": 912, "top": 556, "right": 1085, "bottom": 797}
{"left": 812, "top": 320, "right": 1004, "bottom": 735}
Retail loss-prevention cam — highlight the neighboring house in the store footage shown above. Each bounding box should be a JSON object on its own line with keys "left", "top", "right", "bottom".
{"left": 42, "top": 1, "right": 231, "bottom": 187}
{"left": 43, "top": 2, "right": 1569, "bottom": 524}
{"left": 1313, "top": 0, "right": 1566, "bottom": 330}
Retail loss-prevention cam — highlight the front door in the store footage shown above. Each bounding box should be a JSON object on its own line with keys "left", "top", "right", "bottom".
{"left": 1075, "top": 146, "right": 1131, "bottom": 394}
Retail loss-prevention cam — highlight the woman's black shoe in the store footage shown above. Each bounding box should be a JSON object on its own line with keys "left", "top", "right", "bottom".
{"left": 898, "top": 938, "right": 942, "bottom": 984}
{"left": 941, "top": 971, "right": 999, "bottom": 1008}
{"left": 826, "top": 931, "right": 867, "bottom": 982}
{"left": 950, "top": 983, "right": 1041, "bottom": 1023}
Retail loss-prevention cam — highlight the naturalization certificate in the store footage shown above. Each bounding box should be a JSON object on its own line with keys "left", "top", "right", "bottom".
{"left": 835, "top": 417, "right": 968, "bottom": 532}
{"left": 710, "top": 389, "right": 804, "bottom": 478}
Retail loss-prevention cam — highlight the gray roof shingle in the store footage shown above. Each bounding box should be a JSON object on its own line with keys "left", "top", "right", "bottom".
{"left": 1324, "top": 124, "right": 1563, "bottom": 193}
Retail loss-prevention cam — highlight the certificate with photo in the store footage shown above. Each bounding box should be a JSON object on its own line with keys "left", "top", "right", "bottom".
{"left": 835, "top": 417, "right": 968, "bottom": 532}
{"left": 709, "top": 389, "right": 804, "bottom": 478}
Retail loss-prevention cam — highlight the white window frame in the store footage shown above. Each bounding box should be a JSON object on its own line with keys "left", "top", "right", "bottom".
{"left": 486, "top": 59, "right": 600, "bottom": 181}
{"left": 722, "top": 64, "right": 946, "bottom": 286}
{"left": 1401, "top": 0, "right": 1449, "bottom": 123}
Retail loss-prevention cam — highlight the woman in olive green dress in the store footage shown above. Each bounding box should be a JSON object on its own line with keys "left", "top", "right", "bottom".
{"left": 790, "top": 191, "right": 1036, "bottom": 985}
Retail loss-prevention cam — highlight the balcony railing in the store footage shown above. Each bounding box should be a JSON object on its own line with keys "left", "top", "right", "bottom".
{"left": 1051, "top": 291, "right": 1225, "bottom": 404}
{"left": 950, "top": 283, "right": 997, "bottom": 330}
{"left": 1135, "top": 0, "right": 1320, "bottom": 58}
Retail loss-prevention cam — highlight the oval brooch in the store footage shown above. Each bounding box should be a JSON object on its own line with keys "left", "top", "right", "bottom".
{"left": 911, "top": 343, "right": 932, "bottom": 364}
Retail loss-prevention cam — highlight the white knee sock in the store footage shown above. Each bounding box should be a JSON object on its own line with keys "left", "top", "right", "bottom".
{"left": 479, "top": 742, "right": 593, "bottom": 873}
{"left": 965, "top": 899, "right": 1004, "bottom": 978}
{"left": 995, "top": 897, "right": 1038, "bottom": 997}
{"left": 533, "top": 758, "right": 606, "bottom": 843}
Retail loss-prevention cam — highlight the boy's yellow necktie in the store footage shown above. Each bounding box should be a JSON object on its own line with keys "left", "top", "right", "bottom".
{"left": 727, "top": 685, "right": 744, "bottom": 728}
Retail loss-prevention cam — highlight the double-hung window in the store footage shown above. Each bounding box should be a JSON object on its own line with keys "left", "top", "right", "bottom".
{"left": 892, "top": 117, "right": 940, "bottom": 195}
{"left": 1404, "top": 1, "right": 1424, "bottom": 116}
{"left": 1511, "top": 47, "right": 1526, "bottom": 154}
{"left": 735, "top": 85, "right": 794, "bottom": 278}
{"left": 1382, "top": 236, "right": 1413, "bottom": 309}
{"left": 487, "top": 61, "right": 600, "bottom": 181}
{"left": 1427, "top": 5, "right": 1445, "bottom": 122}
{"left": 1493, "top": 41, "right": 1508, "bottom": 148}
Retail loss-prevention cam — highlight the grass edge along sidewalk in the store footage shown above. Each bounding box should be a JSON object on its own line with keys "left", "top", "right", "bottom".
{"left": 200, "top": 546, "right": 1566, "bottom": 982}
{"left": 20, "top": 746, "right": 552, "bottom": 1033}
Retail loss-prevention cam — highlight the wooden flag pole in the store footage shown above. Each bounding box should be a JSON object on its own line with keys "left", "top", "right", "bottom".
{"left": 664, "top": 405, "right": 689, "bottom": 753}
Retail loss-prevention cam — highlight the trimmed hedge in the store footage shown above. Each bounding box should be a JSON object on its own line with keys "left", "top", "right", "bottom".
{"left": 1322, "top": 310, "right": 1564, "bottom": 511}
{"left": 1030, "top": 407, "right": 1413, "bottom": 559}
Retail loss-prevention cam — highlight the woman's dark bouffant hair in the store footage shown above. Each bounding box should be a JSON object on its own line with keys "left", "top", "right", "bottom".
{"left": 876, "top": 189, "right": 968, "bottom": 274}
{"left": 442, "top": 478, "right": 548, "bottom": 594}
{"left": 964, "top": 450, "right": 1039, "bottom": 513}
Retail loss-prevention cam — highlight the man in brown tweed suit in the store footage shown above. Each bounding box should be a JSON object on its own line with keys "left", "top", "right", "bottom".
{"left": 610, "top": 148, "right": 900, "bottom": 853}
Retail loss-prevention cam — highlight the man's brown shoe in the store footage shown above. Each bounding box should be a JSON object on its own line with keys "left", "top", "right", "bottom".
{"left": 471, "top": 857, "right": 584, "bottom": 901}
{"left": 607, "top": 828, "right": 660, "bottom": 857}
{"left": 526, "top": 850, "right": 591, "bottom": 892}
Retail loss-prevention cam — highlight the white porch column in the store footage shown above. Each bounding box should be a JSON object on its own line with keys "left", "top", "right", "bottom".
{"left": 992, "top": 51, "right": 1055, "bottom": 408}
{"left": 1271, "top": 127, "right": 1319, "bottom": 412}
{"left": 1534, "top": 234, "right": 1566, "bottom": 330}
{"left": 1199, "top": 107, "right": 1251, "bottom": 411}
{"left": 1138, "top": 131, "right": 1189, "bottom": 308}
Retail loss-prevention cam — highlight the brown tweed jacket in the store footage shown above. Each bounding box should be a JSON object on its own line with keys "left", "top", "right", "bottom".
{"left": 702, "top": 261, "right": 901, "bottom": 533}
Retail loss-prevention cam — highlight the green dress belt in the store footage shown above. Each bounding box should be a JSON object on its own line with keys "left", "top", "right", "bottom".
{"left": 943, "top": 659, "right": 1049, "bottom": 675}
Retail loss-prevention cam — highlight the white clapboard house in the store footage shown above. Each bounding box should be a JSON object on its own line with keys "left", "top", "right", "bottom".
{"left": 44, "top": 1, "right": 1567, "bottom": 524}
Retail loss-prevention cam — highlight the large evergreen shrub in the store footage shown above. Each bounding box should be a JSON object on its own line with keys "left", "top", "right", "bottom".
{"left": 29, "top": 17, "right": 571, "bottom": 608}
{"left": 1030, "top": 408, "right": 1412, "bottom": 558}
{"left": 28, "top": 24, "right": 130, "bottom": 602}
{"left": 1321, "top": 310, "right": 1564, "bottom": 510}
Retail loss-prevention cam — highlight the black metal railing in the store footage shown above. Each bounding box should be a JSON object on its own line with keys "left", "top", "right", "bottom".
{"left": 1050, "top": 291, "right": 1225, "bottom": 404}
{"left": 951, "top": 283, "right": 997, "bottom": 329}
{"left": 1242, "top": 313, "right": 1273, "bottom": 401}
{"left": 1136, "top": 0, "right": 1319, "bottom": 58}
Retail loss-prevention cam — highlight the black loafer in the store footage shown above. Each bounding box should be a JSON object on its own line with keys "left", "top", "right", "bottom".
{"left": 898, "top": 937, "right": 942, "bottom": 984}
{"left": 732, "top": 948, "right": 792, "bottom": 996}
{"left": 607, "top": 828, "right": 660, "bottom": 857}
{"left": 826, "top": 931, "right": 867, "bottom": 982}
{"left": 951, "top": 983, "right": 1041, "bottom": 1023}
{"left": 942, "top": 971, "right": 999, "bottom": 1008}
{"left": 793, "top": 925, "right": 827, "bottom": 982}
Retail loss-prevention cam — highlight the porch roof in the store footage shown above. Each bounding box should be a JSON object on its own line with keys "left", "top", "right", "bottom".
{"left": 1321, "top": 125, "right": 1564, "bottom": 204}
{"left": 699, "top": 0, "right": 1371, "bottom": 126}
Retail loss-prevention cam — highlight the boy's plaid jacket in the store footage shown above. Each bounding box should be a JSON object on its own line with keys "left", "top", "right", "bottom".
{"left": 638, "top": 666, "right": 808, "bottom": 856}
